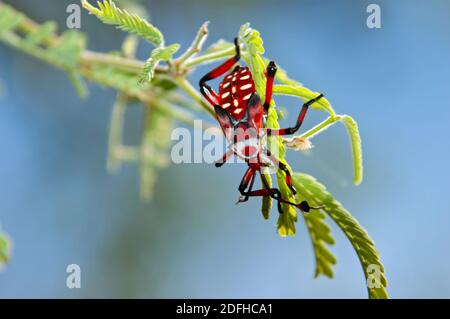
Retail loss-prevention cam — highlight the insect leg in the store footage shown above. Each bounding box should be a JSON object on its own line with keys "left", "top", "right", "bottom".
{"left": 267, "top": 94, "right": 324, "bottom": 136}
{"left": 237, "top": 168, "right": 257, "bottom": 203}
{"left": 236, "top": 167, "right": 256, "bottom": 203}
{"left": 263, "top": 61, "right": 277, "bottom": 112}
{"left": 264, "top": 150, "right": 297, "bottom": 195}
{"left": 215, "top": 148, "right": 235, "bottom": 168}
{"left": 199, "top": 38, "right": 241, "bottom": 106}
{"left": 259, "top": 173, "right": 323, "bottom": 213}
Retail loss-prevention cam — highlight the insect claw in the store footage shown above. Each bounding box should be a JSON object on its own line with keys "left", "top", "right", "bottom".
{"left": 235, "top": 195, "right": 247, "bottom": 205}
{"left": 297, "top": 200, "right": 325, "bottom": 213}
{"left": 296, "top": 200, "right": 311, "bottom": 213}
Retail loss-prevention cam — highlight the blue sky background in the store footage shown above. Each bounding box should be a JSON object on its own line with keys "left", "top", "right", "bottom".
{"left": 1, "top": 0, "right": 450, "bottom": 298}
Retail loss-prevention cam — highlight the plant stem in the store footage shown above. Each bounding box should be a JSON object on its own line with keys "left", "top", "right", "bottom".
{"left": 300, "top": 116, "right": 341, "bottom": 139}
{"left": 81, "top": 51, "right": 169, "bottom": 75}
{"left": 81, "top": 51, "right": 143, "bottom": 73}
{"left": 149, "top": 99, "right": 211, "bottom": 128}
{"left": 0, "top": 28, "right": 211, "bottom": 123}
{"left": 174, "top": 21, "right": 209, "bottom": 66}
{"left": 184, "top": 46, "right": 235, "bottom": 68}
{"left": 107, "top": 92, "right": 128, "bottom": 172}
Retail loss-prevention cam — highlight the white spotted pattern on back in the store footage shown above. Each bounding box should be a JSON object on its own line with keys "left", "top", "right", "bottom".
{"left": 218, "top": 66, "right": 255, "bottom": 120}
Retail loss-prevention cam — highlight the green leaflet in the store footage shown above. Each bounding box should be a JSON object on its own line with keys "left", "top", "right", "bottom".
{"left": 268, "top": 106, "right": 298, "bottom": 236}
{"left": 294, "top": 173, "right": 388, "bottom": 299}
{"left": 239, "top": 23, "right": 266, "bottom": 95}
{"left": 260, "top": 171, "right": 272, "bottom": 220}
{"left": 341, "top": 115, "right": 363, "bottom": 185}
{"left": 82, "top": 0, "right": 164, "bottom": 46}
{"left": 150, "top": 44, "right": 181, "bottom": 61}
{"left": 300, "top": 207, "right": 336, "bottom": 278}
{"left": 139, "top": 44, "right": 180, "bottom": 84}
{"left": 276, "top": 166, "right": 298, "bottom": 237}
{"left": 239, "top": 23, "right": 264, "bottom": 55}
{"left": 0, "top": 228, "right": 12, "bottom": 271}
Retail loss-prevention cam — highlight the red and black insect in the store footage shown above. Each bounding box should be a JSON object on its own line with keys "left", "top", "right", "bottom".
{"left": 199, "top": 38, "right": 324, "bottom": 215}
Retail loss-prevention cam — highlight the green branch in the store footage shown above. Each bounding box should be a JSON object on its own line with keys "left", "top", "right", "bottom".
{"left": 174, "top": 21, "right": 209, "bottom": 66}
{"left": 184, "top": 45, "right": 236, "bottom": 68}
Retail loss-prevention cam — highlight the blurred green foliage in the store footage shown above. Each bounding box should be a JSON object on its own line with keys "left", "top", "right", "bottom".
{"left": 0, "top": 228, "right": 11, "bottom": 271}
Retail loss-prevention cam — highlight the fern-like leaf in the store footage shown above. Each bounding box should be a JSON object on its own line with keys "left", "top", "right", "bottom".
{"left": 81, "top": 0, "right": 164, "bottom": 46}
{"left": 301, "top": 209, "right": 336, "bottom": 278}
{"left": 293, "top": 173, "right": 388, "bottom": 298}
{"left": 239, "top": 23, "right": 266, "bottom": 94}
{"left": 260, "top": 170, "right": 273, "bottom": 220}
{"left": 139, "top": 43, "right": 180, "bottom": 84}
{"left": 340, "top": 115, "right": 363, "bottom": 185}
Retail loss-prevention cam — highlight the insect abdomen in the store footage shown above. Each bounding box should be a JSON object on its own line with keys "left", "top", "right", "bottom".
{"left": 218, "top": 66, "right": 255, "bottom": 120}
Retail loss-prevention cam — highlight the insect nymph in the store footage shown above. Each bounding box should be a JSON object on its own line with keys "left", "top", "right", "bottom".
{"left": 199, "top": 39, "right": 324, "bottom": 214}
